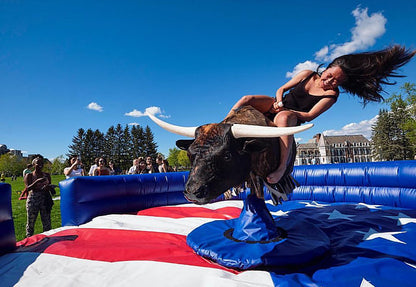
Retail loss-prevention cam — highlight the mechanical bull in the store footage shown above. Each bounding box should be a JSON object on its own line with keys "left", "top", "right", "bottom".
{"left": 148, "top": 106, "right": 313, "bottom": 204}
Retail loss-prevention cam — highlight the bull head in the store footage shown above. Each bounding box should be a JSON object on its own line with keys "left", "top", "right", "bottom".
{"left": 147, "top": 111, "right": 313, "bottom": 204}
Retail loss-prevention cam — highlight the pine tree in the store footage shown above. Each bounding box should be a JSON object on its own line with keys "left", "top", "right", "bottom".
{"left": 118, "top": 124, "right": 131, "bottom": 171}
{"left": 83, "top": 129, "right": 96, "bottom": 169}
{"left": 67, "top": 124, "right": 160, "bottom": 171}
{"left": 372, "top": 110, "right": 395, "bottom": 160}
{"left": 131, "top": 125, "right": 145, "bottom": 158}
{"left": 371, "top": 82, "right": 415, "bottom": 160}
{"left": 400, "top": 83, "right": 416, "bottom": 154}
{"left": 143, "top": 125, "right": 158, "bottom": 158}
{"left": 67, "top": 128, "right": 86, "bottom": 159}
{"left": 92, "top": 129, "right": 105, "bottom": 160}
{"left": 104, "top": 126, "right": 117, "bottom": 163}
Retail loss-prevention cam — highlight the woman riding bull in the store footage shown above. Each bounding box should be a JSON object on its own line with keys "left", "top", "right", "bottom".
{"left": 229, "top": 45, "right": 415, "bottom": 184}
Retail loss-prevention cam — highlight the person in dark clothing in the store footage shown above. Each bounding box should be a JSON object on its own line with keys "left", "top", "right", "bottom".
{"left": 145, "top": 156, "right": 159, "bottom": 173}
{"left": 229, "top": 45, "right": 415, "bottom": 184}
{"left": 24, "top": 156, "right": 54, "bottom": 237}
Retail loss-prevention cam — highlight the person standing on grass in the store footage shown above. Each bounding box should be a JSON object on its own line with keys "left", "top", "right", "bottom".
{"left": 24, "top": 155, "right": 54, "bottom": 238}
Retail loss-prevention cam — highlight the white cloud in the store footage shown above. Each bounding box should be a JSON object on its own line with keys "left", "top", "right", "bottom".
{"left": 125, "top": 109, "right": 147, "bottom": 117}
{"left": 125, "top": 106, "right": 170, "bottom": 118}
{"left": 128, "top": 122, "right": 140, "bottom": 126}
{"left": 315, "top": 7, "right": 387, "bottom": 62}
{"left": 323, "top": 115, "right": 378, "bottom": 139}
{"left": 87, "top": 102, "right": 103, "bottom": 112}
{"left": 286, "top": 60, "right": 320, "bottom": 78}
{"left": 314, "top": 46, "right": 329, "bottom": 60}
{"left": 287, "top": 7, "right": 387, "bottom": 77}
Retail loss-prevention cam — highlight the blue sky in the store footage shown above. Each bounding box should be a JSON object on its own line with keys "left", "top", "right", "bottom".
{"left": 1, "top": 0, "right": 416, "bottom": 161}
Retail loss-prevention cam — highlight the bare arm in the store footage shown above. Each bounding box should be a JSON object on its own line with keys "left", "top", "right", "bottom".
{"left": 24, "top": 173, "right": 48, "bottom": 191}
{"left": 275, "top": 70, "right": 315, "bottom": 102}
{"left": 64, "top": 159, "right": 80, "bottom": 176}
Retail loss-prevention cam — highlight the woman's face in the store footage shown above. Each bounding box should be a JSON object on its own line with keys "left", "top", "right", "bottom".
{"left": 320, "top": 66, "right": 346, "bottom": 90}
{"left": 33, "top": 158, "right": 44, "bottom": 170}
{"left": 99, "top": 158, "right": 105, "bottom": 166}
{"left": 139, "top": 161, "right": 146, "bottom": 169}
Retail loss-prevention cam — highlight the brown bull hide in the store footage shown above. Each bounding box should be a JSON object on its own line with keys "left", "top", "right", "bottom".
{"left": 177, "top": 106, "right": 297, "bottom": 204}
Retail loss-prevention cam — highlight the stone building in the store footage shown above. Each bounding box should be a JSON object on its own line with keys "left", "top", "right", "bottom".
{"left": 0, "top": 144, "right": 9, "bottom": 156}
{"left": 0, "top": 144, "right": 23, "bottom": 159}
{"left": 295, "top": 134, "right": 372, "bottom": 166}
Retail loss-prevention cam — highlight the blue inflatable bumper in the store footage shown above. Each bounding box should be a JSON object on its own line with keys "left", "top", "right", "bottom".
{"left": 0, "top": 183, "right": 15, "bottom": 255}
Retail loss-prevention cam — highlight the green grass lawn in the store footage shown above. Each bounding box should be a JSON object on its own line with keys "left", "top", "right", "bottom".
{"left": 4, "top": 174, "right": 65, "bottom": 242}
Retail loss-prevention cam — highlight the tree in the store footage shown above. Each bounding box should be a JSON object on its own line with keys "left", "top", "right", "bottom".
{"left": 143, "top": 125, "right": 158, "bottom": 159}
{"left": 104, "top": 126, "right": 117, "bottom": 162}
{"left": 82, "top": 129, "right": 96, "bottom": 169}
{"left": 67, "top": 128, "right": 86, "bottom": 159}
{"left": 50, "top": 155, "right": 66, "bottom": 175}
{"left": 131, "top": 125, "right": 145, "bottom": 158}
{"left": 167, "top": 147, "right": 181, "bottom": 167}
{"left": 372, "top": 109, "right": 396, "bottom": 161}
{"left": 92, "top": 129, "right": 105, "bottom": 159}
{"left": 398, "top": 83, "right": 416, "bottom": 152}
{"left": 0, "top": 154, "right": 26, "bottom": 176}
{"left": 177, "top": 150, "right": 191, "bottom": 169}
{"left": 67, "top": 124, "right": 160, "bottom": 170}
{"left": 117, "top": 125, "right": 132, "bottom": 171}
{"left": 371, "top": 82, "right": 415, "bottom": 160}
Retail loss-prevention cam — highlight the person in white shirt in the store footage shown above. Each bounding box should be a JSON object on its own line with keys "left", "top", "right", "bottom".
{"left": 128, "top": 159, "right": 139, "bottom": 174}
{"left": 88, "top": 158, "right": 99, "bottom": 176}
{"left": 64, "top": 156, "right": 85, "bottom": 179}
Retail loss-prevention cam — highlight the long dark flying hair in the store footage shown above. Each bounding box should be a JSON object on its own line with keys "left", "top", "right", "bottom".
{"left": 327, "top": 45, "right": 416, "bottom": 105}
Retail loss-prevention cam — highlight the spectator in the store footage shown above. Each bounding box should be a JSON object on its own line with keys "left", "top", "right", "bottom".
{"left": 109, "top": 161, "right": 120, "bottom": 175}
{"left": 145, "top": 156, "right": 158, "bottom": 173}
{"left": 88, "top": 158, "right": 99, "bottom": 176}
{"left": 156, "top": 156, "right": 164, "bottom": 173}
{"left": 128, "top": 159, "right": 139, "bottom": 174}
{"left": 135, "top": 159, "right": 148, "bottom": 174}
{"left": 24, "top": 156, "right": 54, "bottom": 237}
{"left": 162, "top": 159, "right": 173, "bottom": 172}
{"left": 94, "top": 158, "right": 111, "bottom": 176}
{"left": 64, "top": 156, "right": 85, "bottom": 179}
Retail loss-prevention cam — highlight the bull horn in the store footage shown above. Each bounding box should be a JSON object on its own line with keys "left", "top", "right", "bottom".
{"left": 147, "top": 112, "right": 197, "bottom": 138}
{"left": 231, "top": 123, "right": 314, "bottom": 138}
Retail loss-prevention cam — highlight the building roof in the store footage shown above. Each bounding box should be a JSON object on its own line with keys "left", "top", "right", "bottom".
{"left": 322, "top": 135, "right": 369, "bottom": 145}
{"left": 298, "top": 143, "right": 318, "bottom": 149}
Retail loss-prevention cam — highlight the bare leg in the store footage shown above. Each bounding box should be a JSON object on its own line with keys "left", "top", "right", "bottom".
{"left": 228, "top": 95, "right": 275, "bottom": 117}
{"left": 266, "top": 111, "right": 298, "bottom": 184}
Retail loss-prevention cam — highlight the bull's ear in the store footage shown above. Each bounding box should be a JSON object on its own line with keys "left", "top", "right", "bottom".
{"left": 242, "top": 139, "right": 269, "bottom": 153}
{"left": 176, "top": 139, "right": 194, "bottom": 150}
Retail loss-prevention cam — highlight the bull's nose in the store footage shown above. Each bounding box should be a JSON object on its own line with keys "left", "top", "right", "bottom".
{"left": 195, "top": 185, "right": 209, "bottom": 199}
{"left": 184, "top": 184, "right": 209, "bottom": 200}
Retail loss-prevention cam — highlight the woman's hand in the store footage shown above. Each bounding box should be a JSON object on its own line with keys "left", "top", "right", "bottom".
{"left": 271, "top": 101, "right": 285, "bottom": 113}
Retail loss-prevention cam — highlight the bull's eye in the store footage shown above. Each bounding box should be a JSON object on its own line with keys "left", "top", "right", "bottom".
{"left": 223, "top": 152, "right": 232, "bottom": 161}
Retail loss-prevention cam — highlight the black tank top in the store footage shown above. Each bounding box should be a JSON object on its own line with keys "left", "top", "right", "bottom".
{"left": 283, "top": 72, "right": 338, "bottom": 113}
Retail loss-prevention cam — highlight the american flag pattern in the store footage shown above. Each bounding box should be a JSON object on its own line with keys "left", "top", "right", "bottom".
{"left": 0, "top": 199, "right": 415, "bottom": 287}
